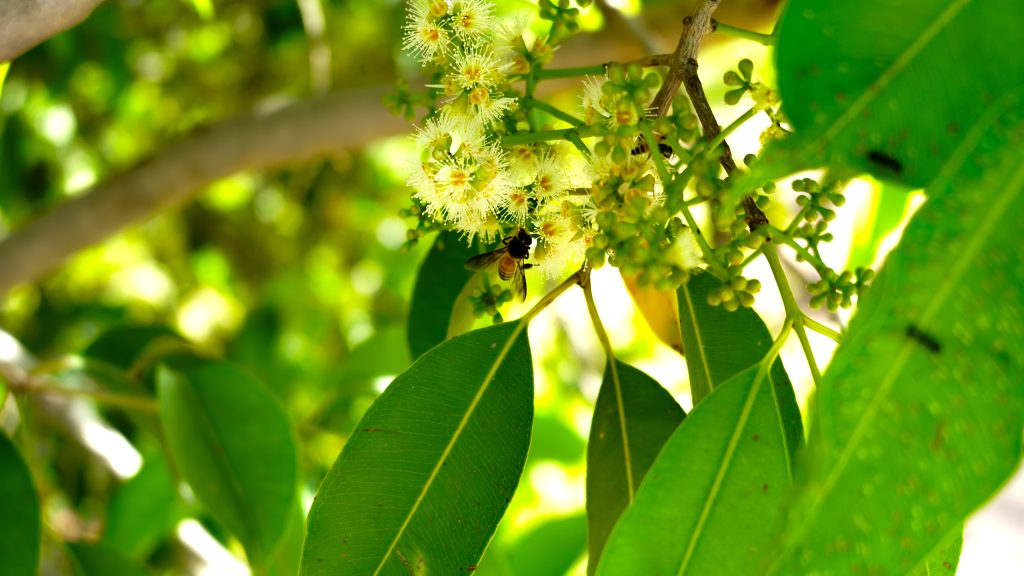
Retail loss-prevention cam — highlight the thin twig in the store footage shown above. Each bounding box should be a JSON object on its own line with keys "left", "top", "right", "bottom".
{"left": 0, "top": 360, "right": 159, "bottom": 413}
{"left": 648, "top": 0, "right": 768, "bottom": 231}
{"left": 580, "top": 265, "right": 636, "bottom": 501}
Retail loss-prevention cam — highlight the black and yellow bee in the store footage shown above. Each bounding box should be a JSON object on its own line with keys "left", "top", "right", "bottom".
{"left": 465, "top": 228, "right": 534, "bottom": 302}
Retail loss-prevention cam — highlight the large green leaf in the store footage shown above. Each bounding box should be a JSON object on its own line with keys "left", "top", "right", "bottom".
{"left": 301, "top": 321, "right": 533, "bottom": 576}
{"left": 407, "top": 230, "right": 479, "bottom": 359}
{"left": 157, "top": 359, "right": 298, "bottom": 567}
{"left": 103, "top": 451, "right": 183, "bottom": 559}
{"left": 910, "top": 527, "right": 961, "bottom": 576}
{"left": 723, "top": 0, "right": 1024, "bottom": 216}
{"left": 0, "top": 433, "right": 40, "bottom": 576}
{"left": 596, "top": 365, "right": 791, "bottom": 575}
{"left": 772, "top": 0, "right": 1024, "bottom": 187}
{"left": 69, "top": 542, "right": 150, "bottom": 576}
{"left": 677, "top": 271, "right": 803, "bottom": 455}
{"left": 586, "top": 360, "right": 685, "bottom": 574}
{"left": 765, "top": 99, "right": 1024, "bottom": 575}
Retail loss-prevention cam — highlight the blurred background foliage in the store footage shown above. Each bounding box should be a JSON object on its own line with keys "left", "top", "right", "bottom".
{"left": 0, "top": 0, "right": 787, "bottom": 574}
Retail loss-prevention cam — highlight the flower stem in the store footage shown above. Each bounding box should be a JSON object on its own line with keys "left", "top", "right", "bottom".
{"left": 521, "top": 97, "right": 586, "bottom": 127}
{"left": 713, "top": 20, "right": 775, "bottom": 46}
{"left": 763, "top": 244, "right": 822, "bottom": 386}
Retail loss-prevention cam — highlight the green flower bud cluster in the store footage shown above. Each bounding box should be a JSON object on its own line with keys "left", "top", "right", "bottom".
{"left": 723, "top": 58, "right": 755, "bottom": 105}
{"left": 539, "top": 0, "right": 584, "bottom": 42}
{"left": 595, "top": 213, "right": 695, "bottom": 290}
{"left": 723, "top": 58, "right": 778, "bottom": 109}
{"left": 470, "top": 276, "right": 513, "bottom": 323}
{"left": 808, "top": 267, "right": 875, "bottom": 311}
{"left": 706, "top": 271, "right": 762, "bottom": 311}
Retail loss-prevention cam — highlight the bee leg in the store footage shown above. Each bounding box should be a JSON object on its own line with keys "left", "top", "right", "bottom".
{"left": 523, "top": 263, "right": 534, "bottom": 269}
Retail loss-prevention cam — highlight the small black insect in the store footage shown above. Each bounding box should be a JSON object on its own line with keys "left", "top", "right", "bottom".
{"left": 631, "top": 139, "right": 675, "bottom": 159}
{"left": 906, "top": 324, "right": 941, "bottom": 354}
{"left": 866, "top": 150, "right": 903, "bottom": 175}
{"left": 465, "top": 228, "right": 534, "bottom": 302}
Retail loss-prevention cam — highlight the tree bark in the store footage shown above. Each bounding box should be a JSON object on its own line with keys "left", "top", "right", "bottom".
{"left": 0, "top": 0, "right": 106, "bottom": 63}
{"left": 0, "top": 87, "right": 407, "bottom": 295}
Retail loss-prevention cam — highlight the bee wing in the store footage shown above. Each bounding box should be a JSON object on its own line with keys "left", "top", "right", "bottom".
{"left": 510, "top": 261, "right": 527, "bottom": 302}
{"left": 465, "top": 248, "right": 506, "bottom": 271}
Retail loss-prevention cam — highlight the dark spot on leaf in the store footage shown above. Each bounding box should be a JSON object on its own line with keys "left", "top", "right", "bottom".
{"left": 752, "top": 434, "right": 760, "bottom": 442}
{"left": 906, "top": 324, "right": 941, "bottom": 353}
{"left": 468, "top": 565, "right": 478, "bottom": 573}
{"left": 762, "top": 483, "right": 769, "bottom": 492}
{"left": 866, "top": 150, "right": 903, "bottom": 174}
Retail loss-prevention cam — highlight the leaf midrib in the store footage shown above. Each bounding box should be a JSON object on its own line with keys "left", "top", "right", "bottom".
{"left": 675, "top": 369, "right": 767, "bottom": 576}
{"left": 372, "top": 322, "right": 527, "bottom": 575}
{"left": 818, "top": 0, "right": 971, "bottom": 146}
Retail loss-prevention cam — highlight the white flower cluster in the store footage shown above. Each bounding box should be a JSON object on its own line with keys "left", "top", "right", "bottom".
{"left": 403, "top": 0, "right": 593, "bottom": 275}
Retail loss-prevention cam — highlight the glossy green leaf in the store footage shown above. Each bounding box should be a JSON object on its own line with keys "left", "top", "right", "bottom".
{"left": 69, "top": 542, "right": 150, "bottom": 576}
{"left": 158, "top": 359, "right": 298, "bottom": 567}
{"left": 301, "top": 321, "right": 533, "bottom": 576}
{"left": 765, "top": 99, "right": 1024, "bottom": 575}
{"left": 723, "top": 0, "right": 1024, "bottom": 216}
{"left": 103, "top": 451, "right": 183, "bottom": 559}
{"left": 407, "top": 230, "right": 479, "bottom": 359}
{"left": 0, "top": 433, "right": 40, "bottom": 576}
{"left": 586, "top": 360, "right": 685, "bottom": 574}
{"left": 772, "top": 0, "right": 1024, "bottom": 187}
{"left": 596, "top": 365, "right": 791, "bottom": 575}
{"left": 677, "top": 271, "right": 803, "bottom": 455}
{"left": 910, "top": 527, "right": 961, "bottom": 576}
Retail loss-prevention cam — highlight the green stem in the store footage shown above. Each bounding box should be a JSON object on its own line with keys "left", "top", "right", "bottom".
{"left": 521, "top": 97, "right": 586, "bottom": 127}
{"left": 581, "top": 266, "right": 636, "bottom": 500}
{"left": 802, "top": 314, "right": 843, "bottom": 344}
{"left": 521, "top": 266, "right": 586, "bottom": 323}
{"left": 533, "top": 54, "right": 673, "bottom": 80}
{"left": 707, "top": 106, "right": 759, "bottom": 153}
{"left": 768, "top": 226, "right": 828, "bottom": 273}
{"left": 638, "top": 118, "right": 671, "bottom": 184}
{"left": 678, "top": 203, "right": 718, "bottom": 270}
{"left": 535, "top": 64, "right": 606, "bottom": 79}
{"left": 757, "top": 319, "right": 793, "bottom": 382}
{"left": 500, "top": 125, "right": 602, "bottom": 147}
{"left": 714, "top": 21, "right": 775, "bottom": 46}
{"left": 763, "top": 244, "right": 822, "bottom": 386}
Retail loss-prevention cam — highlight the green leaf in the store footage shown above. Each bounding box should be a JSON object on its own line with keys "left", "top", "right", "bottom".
{"left": 595, "top": 365, "right": 791, "bottom": 575}
{"left": 407, "top": 230, "right": 479, "bottom": 359}
{"left": 69, "top": 542, "right": 150, "bottom": 576}
{"left": 0, "top": 433, "right": 40, "bottom": 576}
{"left": 765, "top": 99, "right": 1024, "bottom": 575}
{"left": 83, "top": 324, "right": 184, "bottom": 374}
{"left": 157, "top": 359, "right": 298, "bottom": 567}
{"left": 103, "top": 451, "right": 183, "bottom": 559}
{"left": 677, "top": 272, "right": 803, "bottom": 455}
{"left": 772, "top": 0, "right": 1024, "bottom": 187}
{"left": 301, "top": 321, "right": 533, "bottom": 576}
{"left": 586, "top": 360, "right": 685, "bottom": 575}
{"left": 910, "top": 527, "right": 961, "bottom": 576}
{"left": 507, "top": 514, "right": 587, "bottom": 576}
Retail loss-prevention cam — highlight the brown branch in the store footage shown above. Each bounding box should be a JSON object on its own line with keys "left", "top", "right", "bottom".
{"left": 0, "top": 86, "right": 408, "bottom": 295}
{"left": 649, "top": 0, "right": 768, "bottom": 231}
{"left": 0, "top": 0, "right": 106, "bottom": 63}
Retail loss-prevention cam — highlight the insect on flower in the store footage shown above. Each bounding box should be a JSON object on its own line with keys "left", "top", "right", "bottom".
{"left": 465, "top": 228, "right": 534, "bottom": 301}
